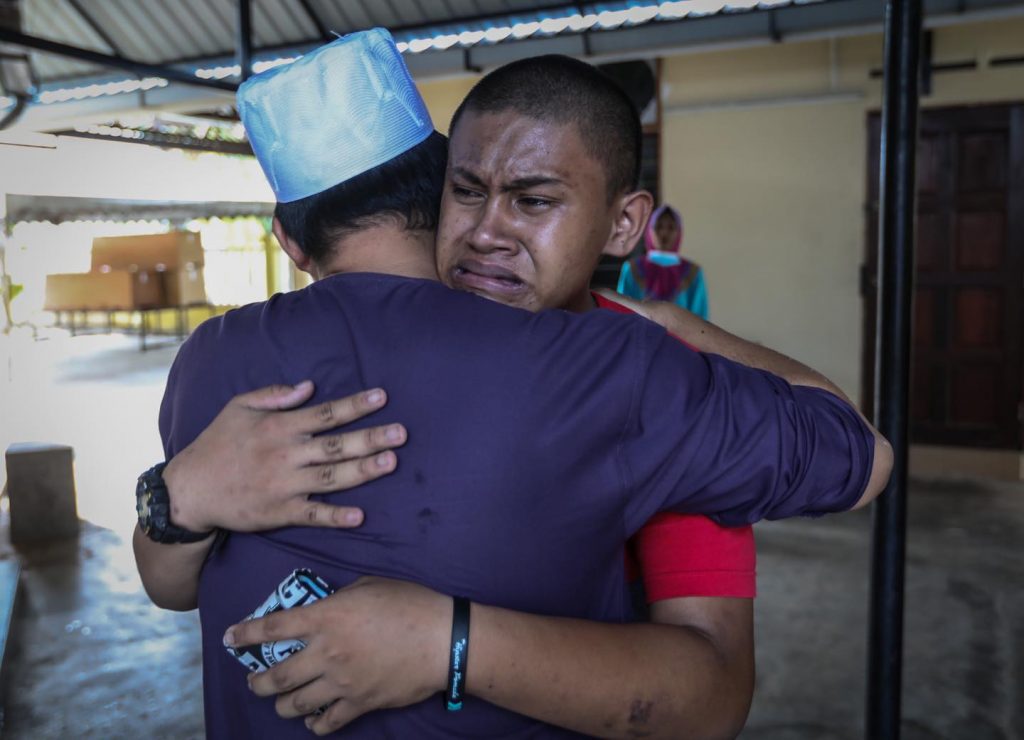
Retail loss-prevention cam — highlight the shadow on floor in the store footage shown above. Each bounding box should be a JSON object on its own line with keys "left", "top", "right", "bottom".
{"left": 0, "top": 518, "right": 202, "bottom": 739}
{"left": 746, "top": 478, "right": 1023, "bottom": 740}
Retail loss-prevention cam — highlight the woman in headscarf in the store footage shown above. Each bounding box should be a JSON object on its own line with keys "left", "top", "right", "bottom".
{"left": 616, "top": 203, "right": 708, "bottom": 319}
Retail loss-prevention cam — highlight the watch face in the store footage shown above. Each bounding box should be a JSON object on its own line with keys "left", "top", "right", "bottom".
{"left": 137, "top": 463, "right": 206, "bottom": 543}
{"left": 137, "top": 489, "right": 153, "bottom": 533}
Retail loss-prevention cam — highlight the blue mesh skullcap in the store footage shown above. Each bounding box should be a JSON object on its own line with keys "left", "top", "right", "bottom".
{"left": 238, "top": 28, "right": 434, "bottom": 203}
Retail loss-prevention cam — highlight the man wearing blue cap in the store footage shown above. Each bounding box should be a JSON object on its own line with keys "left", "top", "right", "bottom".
{"left": 135, "top": 29, "right": 891, "bottom": 739}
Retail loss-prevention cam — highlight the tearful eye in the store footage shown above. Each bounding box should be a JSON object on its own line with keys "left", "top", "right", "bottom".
{"left": 518, "top": 197, "right": 553, "bottom": 210}
{"left": 451, "top": 185, "right": 483, "bottom": 200}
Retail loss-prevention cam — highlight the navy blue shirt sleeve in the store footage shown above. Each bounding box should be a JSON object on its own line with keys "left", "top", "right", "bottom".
{"left": 158, "top": 318, "right": 235, "bottom": 460}
{"left": 621, "top": 330, "right": 875, "bottom": 531}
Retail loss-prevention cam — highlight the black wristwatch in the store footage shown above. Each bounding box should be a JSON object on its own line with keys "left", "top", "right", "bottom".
{"left": 136, "top": 462, "right": 211, "bottom": 544}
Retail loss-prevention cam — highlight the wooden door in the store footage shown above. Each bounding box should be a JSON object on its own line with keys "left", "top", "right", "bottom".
{"left": 862, "top": 104, "right": 1024, "bottom": 449}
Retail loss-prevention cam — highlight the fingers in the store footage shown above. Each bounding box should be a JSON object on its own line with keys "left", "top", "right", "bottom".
{"left": 236, "top": 381, "right": 316, "bottom": 411}
{"left": 285, "top": 389, "right": 389, "bottom": 436}
{"left": 304, "top": 451, "right": 398, "bottom": 494}
{"left": 290, "top": 502, "right": 365, "bottom": 528}
{"left": 274, "top": 678, "right": 339, "bottom": 719}
{"left": 300, "top": 423, "right": 407, "bottom": 465}
{"left": 224, "top": 609, "right": 309, "bottom": 655}
{"left": 306, "top": 699, "right": 366, "bottom": 736}
{"left": 247, "top": 648, "right": 319, "bottom": 698}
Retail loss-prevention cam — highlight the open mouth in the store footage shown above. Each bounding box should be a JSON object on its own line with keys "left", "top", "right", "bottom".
{"left": 452, "top": 260, "right": 528, "bottom": 298}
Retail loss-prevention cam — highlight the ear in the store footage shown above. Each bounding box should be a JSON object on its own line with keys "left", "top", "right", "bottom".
{"left": 602, "top": 189, "right": 654, "bottom": 259}
{"left": 272, "top": 217, "right": 315, "bottom": 275}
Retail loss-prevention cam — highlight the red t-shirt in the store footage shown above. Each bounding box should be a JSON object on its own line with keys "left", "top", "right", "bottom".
{"left": 593, "top": 292, "right": 756, "bottom": 601}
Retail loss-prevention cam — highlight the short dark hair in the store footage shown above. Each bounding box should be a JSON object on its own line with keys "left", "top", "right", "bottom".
{"left": 274, "top": 130, "right": 448, "bottom": 262}
{"left": 450, "top": 55, "right": 641, "bottom": 199}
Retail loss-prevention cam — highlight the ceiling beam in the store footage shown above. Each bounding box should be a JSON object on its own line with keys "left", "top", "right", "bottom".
{"left": 0, "top": 27, "right": 238, "bottom": 91}
{"left": 237, "top": 0, "right": 252, "bottom": 81}
{"left": 65, "top": 0, "right": 123, "bottom": 56}
{"left": 134, "top": 0, "right": 580, "bottom": 69}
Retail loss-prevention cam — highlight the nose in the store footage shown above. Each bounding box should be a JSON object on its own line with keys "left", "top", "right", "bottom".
{"left": 466, "top": 199, "right": 518, "bottom": 255}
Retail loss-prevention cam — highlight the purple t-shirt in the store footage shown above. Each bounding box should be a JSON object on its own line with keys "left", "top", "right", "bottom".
{"left": 159, "top": 273, "right": 873, "bottom": 738}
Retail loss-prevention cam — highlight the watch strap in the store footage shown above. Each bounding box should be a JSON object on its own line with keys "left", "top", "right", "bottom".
{"left": 137, "top": 462, "right": 211, "bottom": 544}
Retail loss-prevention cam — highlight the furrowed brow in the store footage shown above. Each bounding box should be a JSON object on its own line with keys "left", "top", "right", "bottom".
{"left": 450, "top": 166, "right": 486, "bottom": 188}
{"left": 503, "top": 176, "right": 564, "bottom": 191}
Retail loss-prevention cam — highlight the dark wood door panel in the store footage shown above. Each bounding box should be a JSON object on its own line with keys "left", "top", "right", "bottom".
{"left": 863, "top": 103, "right": 1023, "bottom": 450}
{"left": 916, "top": 210, "right": 945, "bottom": 272}
{"left": 911, "top": 362, "right": 933, "bottom": 422}
{"left": 958, "top": 132, "right": 1008, "bottom": 192}
{"left": 950, "top": 364, "right": 999, "bottom": 427}
{"left": 913, "top": 287, "right": 937, "bottom": 348}
{"left": 954, "top": 210, "right": 1006, "bottom": 271}
{"left": 919, "top": 105, "right": 1008, "bottom": 131}
{"left": 917, "top": 133, "right": 944, "bottom": 194}
{"left": 953, "top": 288, "right": 1002, "bottom": 349}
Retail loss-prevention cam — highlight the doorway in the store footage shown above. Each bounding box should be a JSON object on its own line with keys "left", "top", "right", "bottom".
{"left": 862, "top": 103, "right": 1024, "bottom": 450}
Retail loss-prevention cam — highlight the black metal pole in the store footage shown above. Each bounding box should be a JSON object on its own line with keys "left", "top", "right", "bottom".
{"left": 867, "top": 1, "right": 922, "bottom": 738}
{"left": 237, "top": 0, "right": 253, "bottom": 82}
{"left": 0, "top": 28, "right": 238, "bottom": 92}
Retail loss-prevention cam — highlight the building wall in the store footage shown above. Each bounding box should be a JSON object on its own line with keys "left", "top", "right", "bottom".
{"left": 657, "top": 17, "right": 1024, "bottom": 402}
{"left": 661, "top": 99, "right": 866, "bottom": 397}
{"left": 417, "top": 76, "right": 478, "bottom": 134}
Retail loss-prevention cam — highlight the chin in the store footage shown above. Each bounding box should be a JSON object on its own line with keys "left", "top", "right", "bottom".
{"left": 471, "top": 287, "right": 535, "bottom": 311}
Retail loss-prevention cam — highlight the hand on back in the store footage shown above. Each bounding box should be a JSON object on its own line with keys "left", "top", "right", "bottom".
{"left": 165, "top": 381, "right": 407, "bottom": 534}
{"left": 224, "top": 576, "right": 451, "bottom": 735}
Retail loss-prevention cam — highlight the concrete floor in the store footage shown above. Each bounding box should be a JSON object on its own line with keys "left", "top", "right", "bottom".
{"left": 747, "top": 481, "right": 1023, "bottom": 740}
{"left": 0, "top": 329, "right": 1021, "bottom": 739}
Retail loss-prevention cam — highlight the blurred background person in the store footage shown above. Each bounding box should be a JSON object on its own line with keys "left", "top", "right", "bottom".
{"left": 617, "top": 204, "right": 708, "bottom": 319}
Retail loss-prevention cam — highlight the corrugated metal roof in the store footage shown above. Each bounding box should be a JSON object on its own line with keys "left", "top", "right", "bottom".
{"left": 13, "top": 0, "right": 825, "bottom": 87}
{"left": 4, "top": 0, "right": 1021, "bottom": 121}
{"left": 20, "top": 0, "right": 108, "bottom": 81}
{"left": 18, "top": 0, "right": 323, "bottom": 82}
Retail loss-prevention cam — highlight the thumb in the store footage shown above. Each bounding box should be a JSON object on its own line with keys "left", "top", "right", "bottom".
{"left": 224, "top": 607, "right": 307, "bottom": 650}
{"left": 238, "top": 381, "right": 315, "bottom": 411}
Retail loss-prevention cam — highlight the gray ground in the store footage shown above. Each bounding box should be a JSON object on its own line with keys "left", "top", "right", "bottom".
{"left": 1, "top": 330, "right": 1020, "bottom": 739}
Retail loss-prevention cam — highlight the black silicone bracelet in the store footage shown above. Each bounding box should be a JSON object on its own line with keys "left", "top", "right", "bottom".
{"left": 445, "top": 596, "right": 471, "bottom": 711}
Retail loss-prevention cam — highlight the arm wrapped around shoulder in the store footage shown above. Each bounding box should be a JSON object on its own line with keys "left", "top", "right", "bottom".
{"left": 726, "top": 382, "right": 875, "bottom": 523}
{"left": 622, "top": 332, "right": 877, "bottom": 531}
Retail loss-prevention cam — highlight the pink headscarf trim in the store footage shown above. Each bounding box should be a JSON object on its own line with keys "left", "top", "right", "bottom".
{"left": 643, "top": 204, "right": 683, "bottom": 253}
{"left": 634, "top": 204, "right": 689, "bottom": 300}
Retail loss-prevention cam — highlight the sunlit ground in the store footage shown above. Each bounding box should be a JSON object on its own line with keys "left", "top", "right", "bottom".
{"left": 1, "top": 326, "right": 176, "bottom": 542}
{"left": 0, "top": 326, "right": 205, "bottom": 739}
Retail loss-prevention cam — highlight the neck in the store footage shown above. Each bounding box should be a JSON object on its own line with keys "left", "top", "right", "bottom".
{"left": 564, "top": 289, "right": 598, "bottom": 314}
{"left": 313, "top": 224, "right": 439, "bottom": 282}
